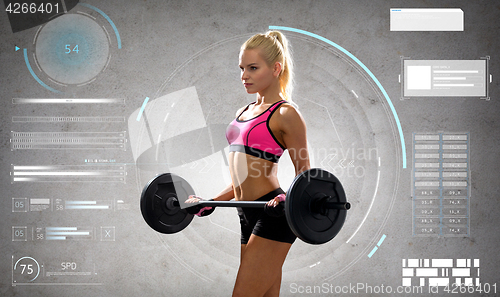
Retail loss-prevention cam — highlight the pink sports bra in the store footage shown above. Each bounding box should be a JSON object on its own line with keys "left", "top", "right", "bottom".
{"left": 226, "top": 100, "right": 287, "bottom": 163}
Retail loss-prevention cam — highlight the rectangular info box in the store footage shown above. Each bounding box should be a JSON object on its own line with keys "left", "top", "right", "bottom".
{"left": 403, "top": 60, "right": 487, "bottom": 97}
{"left": 390, "top": 8, "right": 463, "bottom": 31}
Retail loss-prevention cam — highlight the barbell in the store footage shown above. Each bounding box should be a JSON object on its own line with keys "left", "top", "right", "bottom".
{"left": 140, "top": 168, "right": 350, "bottom": 244}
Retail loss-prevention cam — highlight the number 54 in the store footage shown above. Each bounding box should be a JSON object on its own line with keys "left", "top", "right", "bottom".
{"left": 65, "top": 45, "right": 79, "bottom": 54}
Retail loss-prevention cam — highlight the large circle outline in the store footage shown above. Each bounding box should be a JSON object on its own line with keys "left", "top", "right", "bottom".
{"left": 14, "top": 256, "right": 40, "bottom": 282}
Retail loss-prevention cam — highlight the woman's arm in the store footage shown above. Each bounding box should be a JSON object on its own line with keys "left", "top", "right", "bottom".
{"left": 266, "top": 103, "right": 310, "bottom": 209}
{"left": 279, "top": 104, "right": 311, "bottom": 175}
{"left": 185, "top": 183, "right": 233, "bottom": 213}
{"left": 213, "top": 183, "right": 235, "bottom": 201}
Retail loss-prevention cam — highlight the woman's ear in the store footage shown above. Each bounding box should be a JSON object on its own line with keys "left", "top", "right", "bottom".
{"left": 273, "top": 61, "right": 283, "bottom": 77}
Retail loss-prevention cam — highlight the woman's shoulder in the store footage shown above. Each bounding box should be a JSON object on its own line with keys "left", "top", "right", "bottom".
{"left": 235, "top": 106, "right": 245, "bottom": 117}
{"left": 234, "top": 102, "right": 253, "bottom": 117}
{"left": 274, "top": 100, "right": 305, "bottom": 130}
{"left": 277, "top": 101, "right": 302, "bottom": 120}
{"left": 234, "top": 105, "right": 248, "bottom": 117}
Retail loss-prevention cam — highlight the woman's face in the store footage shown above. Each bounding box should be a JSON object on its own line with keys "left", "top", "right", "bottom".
{"left": 239, "top": 49, "right": 279, "bottom": 95}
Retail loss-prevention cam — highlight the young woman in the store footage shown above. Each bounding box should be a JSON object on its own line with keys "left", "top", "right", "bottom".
{"left": 188, "top": 31, "right": 310, "bottom": 297}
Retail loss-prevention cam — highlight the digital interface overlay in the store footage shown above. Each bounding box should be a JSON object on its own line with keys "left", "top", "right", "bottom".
{"left": 1, "top": 1, "right": 498, "bottom": 296}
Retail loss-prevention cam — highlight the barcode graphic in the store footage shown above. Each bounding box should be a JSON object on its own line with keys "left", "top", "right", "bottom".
{"left": 402, "top": 259, "right": 479, "bottom": 287}
{"left": 11, "top": 131, "right": 126, "bottom": 150}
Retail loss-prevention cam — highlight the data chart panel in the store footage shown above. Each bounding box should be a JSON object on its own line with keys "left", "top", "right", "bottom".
{"left": 412, "top": 133, "right": 470, "bottom": 237}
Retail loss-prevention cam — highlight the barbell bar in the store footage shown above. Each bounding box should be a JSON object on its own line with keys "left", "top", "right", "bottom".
{"left": 173, "top": 200, "right": 350, "bottom": 210}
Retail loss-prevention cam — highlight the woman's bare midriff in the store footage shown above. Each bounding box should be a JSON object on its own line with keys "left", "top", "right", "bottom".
{"left": 228, "top": 151, "right": 280, "bottom": 201}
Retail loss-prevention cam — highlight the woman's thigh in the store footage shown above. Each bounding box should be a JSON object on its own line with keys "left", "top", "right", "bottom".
{"left": 233, "top": 235, "right": 292, "bottom": 297}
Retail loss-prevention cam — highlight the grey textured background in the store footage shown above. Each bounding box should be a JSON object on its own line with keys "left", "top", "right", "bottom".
{"left": 1, "top": 0, "right": 499, "bottom": 296}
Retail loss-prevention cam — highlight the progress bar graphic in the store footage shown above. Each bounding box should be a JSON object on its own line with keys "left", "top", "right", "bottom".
{"left": 11, "top": 165, "right": 126, "bottom": 183}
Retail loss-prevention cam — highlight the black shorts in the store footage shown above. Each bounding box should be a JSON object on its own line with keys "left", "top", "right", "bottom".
{"left": 237, "top": 188, "right": 297, "bottom": 244}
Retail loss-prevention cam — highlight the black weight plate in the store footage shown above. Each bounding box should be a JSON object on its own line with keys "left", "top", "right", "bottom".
{"left": 286, "top": 168, "right": 348, "bottom": 244}
{"left": 140, "top": 173, "right": 194, "bottom": 234}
